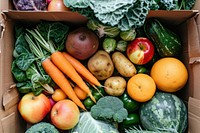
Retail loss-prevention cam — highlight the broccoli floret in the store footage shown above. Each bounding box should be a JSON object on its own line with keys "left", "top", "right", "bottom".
{"left": 25, "top": 122, "right": 59, "bottom": 133}
{"left": 91, "top": 96, "right": 128, "bottom": 123}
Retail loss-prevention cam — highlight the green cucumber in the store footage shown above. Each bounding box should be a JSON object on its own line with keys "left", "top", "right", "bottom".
{"left": 144, "top": 18, "right": 182, "bottom": 57}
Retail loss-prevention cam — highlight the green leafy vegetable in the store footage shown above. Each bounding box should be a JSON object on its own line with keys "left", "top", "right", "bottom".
{"left": 12, "top": 60, "right": 28, "bottom": 82}
{"left": 89, "top": 0, "right": 136, "bottom": 27}
{"left": 158, "top": 0, "right": 179, "bottom": 10}
{"left": 64, "top": 0, "right": 196, "bottom": 31}
{"left": 16, "top": 81, "right": 32, "bottom": 94}
{"left": 125, "top": 126, "right": 170, "bottom": 133}
{"left": 13, "top": 25, "right": 30, "bottom": 58}
{"left": 64, "top": 0, "right": 150, "bottom": 31}
{"left": 15, "top": 53, "right": 35, "bottom": 71}
{"left": 118, "top": 0, "right": 150, "bottom": 31}
{"left": 149, "top": 0, "right": 196, "bottom": 10}
{"left": 91, "top": 96, "right": 128, "bottom": 123}
{"left": 179, "top": 0, "right": 196, "bottom": 10}
{"left": 36, "top": 21, "right": 69, "bottom": 51}
{"left": 11, "top": 22, "right": 58, "bottom": 96}
{"left": 69, "top": 112, "right": 119, "bottom": 133}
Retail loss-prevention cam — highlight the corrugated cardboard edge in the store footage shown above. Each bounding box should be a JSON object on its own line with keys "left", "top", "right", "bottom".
{"left": 188, "top": 97, "right": 200, "bottom": 133}
{"left": 187, "top": 15, "right": 200, "bottom": 64}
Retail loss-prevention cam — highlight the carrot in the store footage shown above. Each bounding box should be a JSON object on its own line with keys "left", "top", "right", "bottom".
{"left": 26, "top": 29, "right": 96, "bottom": 103}
{"left": 50, "top": 51, "right": 96, "bottom": 103}
{"left": 62, "top": 52, "right": 101, "bottom": 87}
{"left": 42, "top": 58, "right": 86, "bottom": 110}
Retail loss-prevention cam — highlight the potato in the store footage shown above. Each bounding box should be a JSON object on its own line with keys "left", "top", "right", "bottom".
{"left": 87, "top": 50, "right": 114, "bottom": 80}
{"left": 104, "top": 76, "right": 126, "bottom": 96}
{"left": 112, "top": 52, "right": 137, "bottom": 77}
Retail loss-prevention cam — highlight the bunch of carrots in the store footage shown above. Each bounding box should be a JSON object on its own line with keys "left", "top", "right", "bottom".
{"left": 25, "top": 29, "right": 102, "bottom": 110}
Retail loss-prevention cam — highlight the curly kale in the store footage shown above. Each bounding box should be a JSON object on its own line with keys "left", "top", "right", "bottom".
{"left": 64, "top": 0, "right": 196, "bottom": 31}
{"left": 64, "top": 0, "right": 150, "bottom": 31}
{"left": 91, "top": 96, "right": 128, "bottom": 123}
{"left": 25, "top": 122, "right": 59, "bottom": 133}
{"left": 150, "top": 0, "right": 196, "bottom": 10}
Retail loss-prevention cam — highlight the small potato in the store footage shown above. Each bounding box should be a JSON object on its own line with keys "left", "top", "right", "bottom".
{"left": 112, "top": 52, "right": 137, "bottom": 77}
{"left": 88, "top": 50, "right": 114, "bottom": 80}
{"left": 104, "top": 76, "right": 126, "bottom": 96}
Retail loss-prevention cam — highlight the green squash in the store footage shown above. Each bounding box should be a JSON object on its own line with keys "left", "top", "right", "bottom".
{"left": 144, "top": 18, "right": 182, "bottom": 57}
{"left": 139, "top": 92, "right": 187, "bottom": 133}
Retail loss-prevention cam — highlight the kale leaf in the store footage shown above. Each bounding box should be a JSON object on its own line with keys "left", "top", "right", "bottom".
{"left": 36, "top": 21, "right": 69, "bottom": 51}
{"left": 64, "top": 0, "right": 150, "bottom": 31}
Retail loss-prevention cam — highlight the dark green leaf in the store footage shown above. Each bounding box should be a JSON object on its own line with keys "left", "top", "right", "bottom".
{"left": 14, "top": 34, "right": 30, "bottom": 57}
{"left": 16, "top": 81, "right": 32, "bottom": 94}
{"left": 37, "top": 21, "right": 69, "bottom": 51}
{"left": 159, "top": 0, "right": 179, "bottom": 10}
{"left": 118, "top": 0, "right": 150, "bottom": 31}
{"left": 32, "top": 87, "right": 44, "bottom": 96}
{"left": 11, "top": 60, "right": 28, "bottom": 82}
{"left": 15, "top": 53, "right": 35, "bottom": 71}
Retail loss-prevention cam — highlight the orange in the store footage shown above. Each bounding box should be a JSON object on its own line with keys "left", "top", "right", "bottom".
{"left": 150, "top": 57, "right": 188, "bottom": 92}
{"left": 74, "top": 85, "right": 87, "bottom": 100}
{"left": 127, "top": 74, "right": 156, "bottom": 102}
{"left": 52, "top": 89, "right": 67, "bottom": 102}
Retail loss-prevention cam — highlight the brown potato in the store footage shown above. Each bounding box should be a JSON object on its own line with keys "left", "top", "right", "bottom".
{"left": 112, "top": 52, "right": 137, "bottom": 77}
{"left": 87, "top": 50, "right": 114, "bottom": 80}
{"left": 104, "top": 76, "right": 126, "bottom": 96}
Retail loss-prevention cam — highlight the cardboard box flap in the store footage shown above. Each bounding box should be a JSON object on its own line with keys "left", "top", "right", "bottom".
{"left": 187, "top": 16, "right": 200, "bottom": 64}
{"left": 2, "top": 10, "right": 198, "bottom": 26}
{"left": 189, "top": 97, "right": 200, "bottom": 117}
{"left": 193, "top": 0, "right": 200, "bottom": 10}
{"left": 1, "top": 10, "right": 88, "bottom": 24}
{"left": 188, "top": 97, "right": 200, "bottom": 133}
{"left": 1, "top": 112, "right": 16, "bottom": 133}
{"left": 188, "top": 112, "right": 200, "bottom": 133}
{"left": 147, "top": 10, "right": 198, "bottom": 25}
{"left": 2, "top": 84, "right": 19, "bottom": 111}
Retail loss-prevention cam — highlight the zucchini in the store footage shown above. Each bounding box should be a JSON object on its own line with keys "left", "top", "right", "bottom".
{"left": 144, "top": 18, "right": 182, "bottom": 57}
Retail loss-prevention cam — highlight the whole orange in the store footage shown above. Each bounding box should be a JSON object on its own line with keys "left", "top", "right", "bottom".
{"left": 52, "top": 89, "right": 67, "bottom": 102}
{"left": 127, "top": 74, "right": 156, "bottom": 102}
{"left": 150, "top": 57, "right": 188, "bottom": 92}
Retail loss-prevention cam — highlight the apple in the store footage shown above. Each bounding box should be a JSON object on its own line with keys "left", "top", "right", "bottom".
{"left": 18, "top": 92, "right": 51, "bottom": 124}
{"left": 51, "top": 99, "right": 80, "bottom": 130}
{"left": 47, "top": 0, "right": 71, "bottom": 11}
{"left": 126, "top": 37, "right": 155, "bottom": 65}
{"left": 46, "top": 0, "right": 52, "bottom": 4}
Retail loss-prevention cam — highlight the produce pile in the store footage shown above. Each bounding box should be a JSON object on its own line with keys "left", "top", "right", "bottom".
{"left": 12, "top": 17, "right": 189, "bottom": 133}
{"left": 11, "top": 1, "right": 193, "bottom": 133}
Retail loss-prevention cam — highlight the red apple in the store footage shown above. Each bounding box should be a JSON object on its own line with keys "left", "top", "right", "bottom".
{"left": 47, "top": 0, "right": 71, "bottom": 11}
{"left": 126, "top": 37, "right": 155, "bottom": 65}
{"left": 18, "top": 92, "right": 51, "bottom": 124}
{"left": 51, "top": 99, "right": 80, "bottom": 130}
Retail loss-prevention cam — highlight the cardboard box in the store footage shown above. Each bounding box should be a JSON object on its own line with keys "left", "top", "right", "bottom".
{"left": 0, "top": 1, "right": 200, "bottom": 133}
